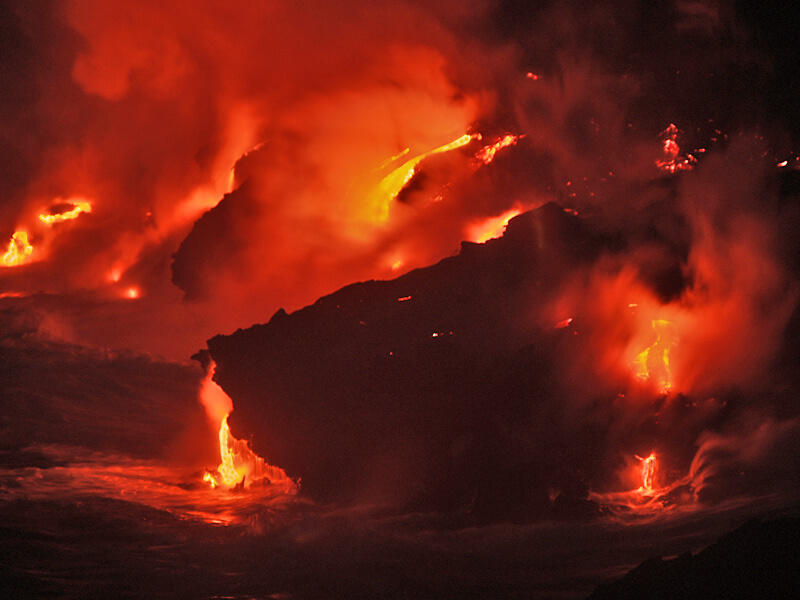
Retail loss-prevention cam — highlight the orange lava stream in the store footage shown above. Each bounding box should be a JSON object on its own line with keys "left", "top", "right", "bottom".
{"left": 474, "top": 134, "right": 522, "bottom": 165}
{"left": 200, "top": 363, "right": 296, "bottom": 494}
{"left": 38, "top": 200, "right": 93, "bottom": 225}
{"left": 369, "top": 133, "right": 479, "bottom": 222}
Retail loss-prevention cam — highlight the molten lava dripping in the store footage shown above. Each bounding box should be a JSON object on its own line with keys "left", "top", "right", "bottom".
{"left": 2, "top": 231, "right": 34, "bottom": 267}
{"left": 636, "top": 453, "right": 657, "bottom": 494}
{"left": 200, "top": 362, "right": 296, "bottom": 493}
{"left": 634, "top": 319, "right": 675, "bottom": 393}
{"left": 209, "top": 416, "right": 244, "bottom": 487}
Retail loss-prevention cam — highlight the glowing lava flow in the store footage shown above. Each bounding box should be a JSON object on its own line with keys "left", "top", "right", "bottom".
{"left": 474, "top": 134, "right": 522, "bottom": 165}
{"left": 38, "top": 200, "right": 92, "bottom": 224}
{"left": 200, "top": 362, "right": 296, "bottom": 493}
{"left": 2, "top": 231, "right": 34, "bottom": 266}
{"left": 634, "top": 319, "right": 675, "bottom": 393}
{"left": 636, "top": 453, "right": 657, "bottom": 494}
{"left": 204, "top": 416, "right": 241, "bottom": 488}
{"left": 370, "top": 133, "right": 480, "bottom": 222}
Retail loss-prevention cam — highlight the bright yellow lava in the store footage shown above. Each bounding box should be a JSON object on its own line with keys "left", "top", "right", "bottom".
{"left": 634, "top": 319, "right": 675, "bottom": 393}
{"left": 38, "top": 200, "right": 92, "bottom": 225}
{"left": 2, "top": 231, "right": 33, "bottom": 266}
{"left": 636, "top": 452, "right": 657, "bottom": 493}
{"left": 369, "top": 133, "right": 479, "bottom": 223}
{"left": 215, "top": 416, "right": 244, "bottom": 487}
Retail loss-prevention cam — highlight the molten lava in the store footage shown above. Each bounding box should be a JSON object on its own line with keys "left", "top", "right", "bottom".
{"left": 200, "top": 363, "right": 295, "bottom": 493}
{"left": 636, "top": 453, "right": 657, "bottom": 494}
{"left": 370, "top": 133, "right": 479, "bottom": 222}
{"left": 38, "top": 199, "right": 93, "bottom": 225}
{"left": 474, "top": 134, "right": 522, "bottom": 165}
{"left": 204, "top": 416, "right": 243, "bottom": 488}
{"left": 634, "top": 319, "right": 676, "bottom": 393}
{"left": 2, "top": 231, "right": 34, "bottom": 267}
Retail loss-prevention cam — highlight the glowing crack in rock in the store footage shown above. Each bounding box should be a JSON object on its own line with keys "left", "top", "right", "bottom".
{"left": 634, "top": 319, "right": 676, "bottom": 393}
{"left": 2, "top": 231, "right": 34, "bottom": 267}
{"left": 200, "top": 362, "right": 296, "bottom": 493}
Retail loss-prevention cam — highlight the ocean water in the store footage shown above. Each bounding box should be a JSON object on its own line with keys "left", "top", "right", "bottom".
{"left": 1, "top": 327, "right": 795, "bottom": 599}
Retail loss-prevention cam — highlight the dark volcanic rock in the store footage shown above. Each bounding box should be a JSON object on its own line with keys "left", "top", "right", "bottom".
{"left": 172, "top": 183, "right": 261, "bottom": 299}
{"left": 588, "top": 516, "right": 800, "bottom": 599}
{"left": 206, "top": 203, "right": 618, "bottom": 516}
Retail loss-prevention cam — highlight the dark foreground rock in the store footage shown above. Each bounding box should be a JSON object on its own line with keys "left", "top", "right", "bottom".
{"left": 588, "top": 516, "right": 800, "bottom": 599}
{"left": 205, "top": 203, "right": 627, "bottom": 517}
{"left": 205, "top": 191, "right": 799, "bottom": 519}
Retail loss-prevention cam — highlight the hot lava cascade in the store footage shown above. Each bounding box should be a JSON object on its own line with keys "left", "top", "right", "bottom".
{"left": 199, "top": 361, "right": 296, "bottom": 495}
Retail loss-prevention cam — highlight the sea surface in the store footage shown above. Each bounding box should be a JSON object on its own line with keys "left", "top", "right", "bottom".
{"left": 1, "top": 323, "right": 796, "bottom": 599}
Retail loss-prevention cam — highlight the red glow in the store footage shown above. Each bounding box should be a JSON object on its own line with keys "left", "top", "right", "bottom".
{"left": 466, "top": 208, "right": 523, "bottom": 243}
{"left": 655, "top": 123, "right": 697, "bottom": 173}
{"left": 125, "top": 287, "right": 140, "bottom": 299}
